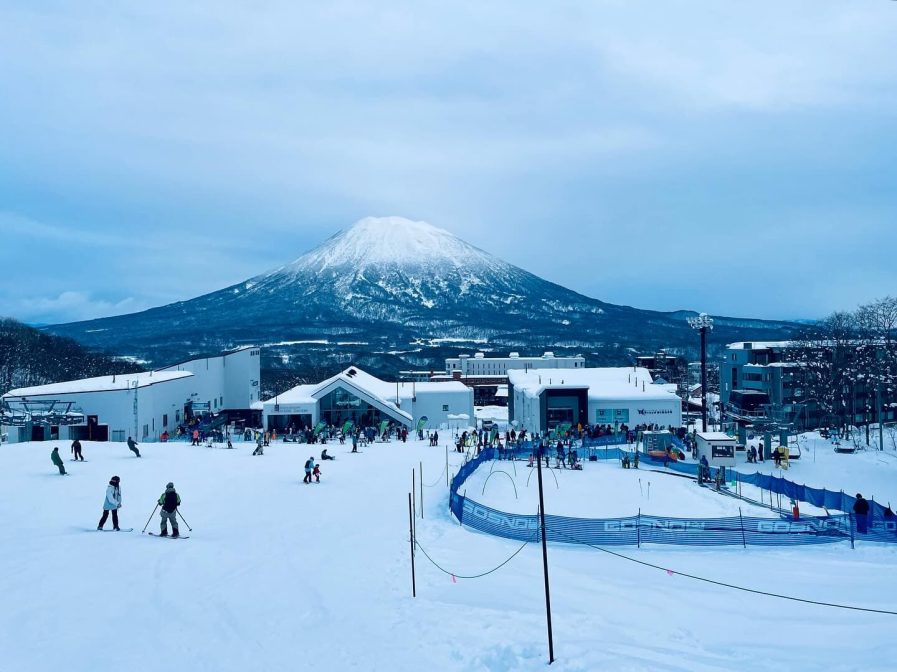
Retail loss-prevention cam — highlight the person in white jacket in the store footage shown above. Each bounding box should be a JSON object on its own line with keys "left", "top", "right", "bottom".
{"left": 98, "top": 476, "right": 122, "bottom": 530}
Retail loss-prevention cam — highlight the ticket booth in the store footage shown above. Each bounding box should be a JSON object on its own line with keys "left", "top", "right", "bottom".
{"left": 695, "top": 431, "right": 737, "bottom": 468}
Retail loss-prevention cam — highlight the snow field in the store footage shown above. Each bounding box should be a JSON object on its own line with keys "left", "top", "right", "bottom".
{"left": 1, "top": 438, "right": 896, "bottom": 671}
{"left": 464, "top": 457, "right": 777, "bottom": 519}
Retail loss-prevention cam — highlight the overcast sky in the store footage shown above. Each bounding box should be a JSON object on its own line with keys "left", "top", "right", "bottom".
{"left": 1, "top": 1, "right": 895, "bottom": 325}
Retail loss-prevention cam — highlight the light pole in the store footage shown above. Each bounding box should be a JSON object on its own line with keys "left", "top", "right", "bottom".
{"left": 688, "top": 313, "right": 714, "bottom": 433}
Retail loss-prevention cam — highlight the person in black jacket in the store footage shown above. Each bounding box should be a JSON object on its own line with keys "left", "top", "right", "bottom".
{"left": 71, "top": 439, "right": 85, "bottom": 461}
{"left": 157, "top": 482, "right": 181, "bottom": 537}
{"left": 853, "top": 493, "right": 870, "bottom": 534}
{"left": 127, "top": 436, "right": 141, "bottom": 458}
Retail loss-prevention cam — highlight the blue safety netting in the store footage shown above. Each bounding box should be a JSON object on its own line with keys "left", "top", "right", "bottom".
{"left": 450, "top": 441, "right": 896, "bottom": 546}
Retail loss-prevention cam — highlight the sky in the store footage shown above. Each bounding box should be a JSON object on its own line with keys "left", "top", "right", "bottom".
{"left": 1, "top": 1, "right": 896, "bottom": 325}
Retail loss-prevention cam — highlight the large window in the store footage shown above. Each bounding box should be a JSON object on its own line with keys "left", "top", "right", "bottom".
{"left": 318, "top": 387, "right": 395, "bottom": 428}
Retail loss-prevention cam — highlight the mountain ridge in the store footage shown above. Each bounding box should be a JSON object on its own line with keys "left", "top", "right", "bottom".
{"left": 45, "top": 216, "right": 799, "bottom": 383}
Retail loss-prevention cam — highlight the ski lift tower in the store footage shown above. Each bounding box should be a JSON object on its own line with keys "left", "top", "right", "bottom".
{"left": 687, "top": 313, "right": 714, "bottom": 432}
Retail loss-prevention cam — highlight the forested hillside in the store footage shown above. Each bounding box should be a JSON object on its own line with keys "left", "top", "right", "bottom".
{"left": 0, "top": 318, "right": 142, "bottom": 396}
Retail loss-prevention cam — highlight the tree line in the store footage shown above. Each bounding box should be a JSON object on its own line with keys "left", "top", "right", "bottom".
{"left": 0, "top": 318, "right": 143, "bottom": 397}
{"left": 792, "top": 296, "right": 897, "bottom": 433}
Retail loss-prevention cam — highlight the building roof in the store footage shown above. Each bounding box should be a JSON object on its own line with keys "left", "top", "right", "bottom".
{"left": 3, "top": 371, "right": 193, "bottom": 398}
{"left": 726, "top": 341, "right": 794, "bottom": 350}
{"left": 696, "top": 431, "right": 736, "bottom": 441}
{"left": 508, "top": 367, "right": 678, "bottom": 402}
{"left": 262, "top": 367, "right": 470, "bottom": 424}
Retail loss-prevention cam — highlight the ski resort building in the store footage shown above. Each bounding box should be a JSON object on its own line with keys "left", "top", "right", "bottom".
{"left": 435, "top": 351, "right": 587, "bottom": 406}
{"left": 507, "top": 367, "right": 682, "bottom": 434}
{"left": 1, "top": 348, "right": 261, "bottom": 443}
{"left": 262, "top": 367, "right": 473, "bottom": 432}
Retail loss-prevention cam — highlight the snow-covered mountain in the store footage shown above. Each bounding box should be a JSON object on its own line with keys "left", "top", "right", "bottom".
{"left": 47, "top": 216, "right": 797, "bottom": 381}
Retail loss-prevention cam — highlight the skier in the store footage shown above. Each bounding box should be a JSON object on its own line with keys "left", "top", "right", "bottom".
{"left": 98, "top": 476, "right": 122, "bottom": 530}
{"left": 127, "top": 436, "right": 141, "bottom": 457}
{"left": 157, "top": 482, "right": 181, "bottom": 537}
{"left": 351, "top": 432, "right": 358, "bottom": 453}
{"left": 51, "top": 447, "right": 67, "bottom": 475}
{"left": 71, "top": 438, "right": 85, "bottom": 461}
{"left": 253, "top": 434, "right": 264, "bottom": 455}
{"left": 192, "top": 429, "right": 200, "bottom": 446}
{"left": 303, "top": 456, "right": 315, "bottom": 484}
{"left": 313, "top": 464, "right": 322, "bottom": 483}
{"left": 853, "top": 493, "right": 870, "bottom": 534}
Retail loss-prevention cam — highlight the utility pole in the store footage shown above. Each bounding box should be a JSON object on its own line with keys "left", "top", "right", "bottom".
{"left": 688, "top": 313, "right": 714, "bottom": 433}
{"left": 535, "top": 453, "right": 555, "bottom": 664}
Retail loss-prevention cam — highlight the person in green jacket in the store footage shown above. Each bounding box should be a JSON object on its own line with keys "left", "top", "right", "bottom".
{"left": 50, "top": 447, "right": 66, "bottom": 475}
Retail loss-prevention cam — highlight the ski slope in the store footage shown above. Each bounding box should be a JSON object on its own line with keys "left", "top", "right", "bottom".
{"left": 1, "top": 437, "right": 896, "bottom": 671}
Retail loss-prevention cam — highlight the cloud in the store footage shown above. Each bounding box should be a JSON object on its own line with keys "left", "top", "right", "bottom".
{"left": 11, "top": 292, "right": 150, "bottom": 325}
{"left": 0, "top": 1, "right": 895, "bottom": 323}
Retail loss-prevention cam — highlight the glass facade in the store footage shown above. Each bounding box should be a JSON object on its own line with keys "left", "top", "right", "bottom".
{"left": 318, "top": 387, "right": 392, "bottom": 428}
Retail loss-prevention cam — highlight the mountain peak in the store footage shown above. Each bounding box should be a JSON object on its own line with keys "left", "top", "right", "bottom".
{"left": 281, "top": 216, "right": 494, "bottom": 273}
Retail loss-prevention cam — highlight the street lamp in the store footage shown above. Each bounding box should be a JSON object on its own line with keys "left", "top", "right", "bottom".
{"left": 687, "top": 313, "right": 714, "bottom": 432}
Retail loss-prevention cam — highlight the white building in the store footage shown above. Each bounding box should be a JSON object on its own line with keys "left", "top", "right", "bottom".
{"left": 445, "top": 351, "right": 585, "bottom": 377}
{"left": 262, "top": 366, "right": 473, "bottom": 432}
{"left": 507, "top": 367, "right": 682, "bottom": 434}
{"left": 2, "top": 348, "right": 261, "bottom": 443}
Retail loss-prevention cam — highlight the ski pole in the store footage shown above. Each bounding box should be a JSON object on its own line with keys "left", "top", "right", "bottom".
{"left": 141, "top": 504, "right": 159, "bottom": 534}
{"left": 176, "top": 509, "right": 193, "bottom": 531}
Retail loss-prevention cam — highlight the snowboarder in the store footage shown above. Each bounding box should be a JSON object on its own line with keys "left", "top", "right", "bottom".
{"left": 51, "top": 447, "right": 67, "bottom": 475}
{"left": 303, "top": 457, "right": 315, "bottom": 484}
{"left": 853, "top": 493, "right": 870, "bottom": 534}
{"left": 253, "top": 434, "right": 264, "bottom": 456}
{"left": 127, "top": 436, "right": 141, "bottom": 457}
{"left": 71, "top": 439, "right": 85, "bottom": 461}
{"left": 321, "top": 449, "right": 334, "bottom": 461}
{"left": 313, "top": 464, "right": 322, "bottom": 483}
{"left": 157, "top": 482, "right": 181, "bottom": 537}
{"left": 98, "top": 476, "right": 122, "bottom": 530}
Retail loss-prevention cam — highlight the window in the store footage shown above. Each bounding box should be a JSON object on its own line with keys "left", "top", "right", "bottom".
{"left": 142, "top": 424, "right": 149, "bottom": 438}
{"left": 163, "top": 414, "right": 168, "bottom": 428}
{"left": 442, "top": 404, "right": 449, "bottom": 412}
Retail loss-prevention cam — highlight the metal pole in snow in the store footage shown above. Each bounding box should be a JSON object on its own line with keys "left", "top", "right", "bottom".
{"left": 408, "top": 493, "right": 416, "bottom": 597}
{"left": 535, "top": 451, "right": 556, "bottom": 664}
{"left": 420, "top": 461, "right": 424, "bottom": 519}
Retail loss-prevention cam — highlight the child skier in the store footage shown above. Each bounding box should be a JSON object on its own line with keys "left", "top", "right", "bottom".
{"left": 98, "top": 476, "right": 122, "bottom": 530}
{"left": 157, "top": 482, "right": 181, "bottom": 537}
{"left": 313, "top": 464, "right": 322, "bottom": 483}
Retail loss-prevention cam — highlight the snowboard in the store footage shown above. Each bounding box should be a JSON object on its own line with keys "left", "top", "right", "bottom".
{"left": 146, "top": 533, "right": 190, "bottom": 539}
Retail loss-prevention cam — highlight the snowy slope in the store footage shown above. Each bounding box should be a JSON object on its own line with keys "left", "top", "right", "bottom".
{"left": 2, "top": 437, "right": 896, "bottom": 671}
{"left": 46, "top": 217, "right": 797, "bottom": 376}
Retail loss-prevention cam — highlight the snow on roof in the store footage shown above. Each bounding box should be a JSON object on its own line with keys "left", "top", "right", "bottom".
{"left": 696, "top": 431, "right": 736, "bottom": 441}
{"left": 3, "top": 371, "right": 193, "bottom": 398}
{"left": 263, "top": 367, "right": 469, "bottom": 422}
{"left": 266, "top": 384, "right": 317, "bottom": 405}
{"left": 508, "top": 367, "right": 677, "bottom": 402}
{"left": 726, "top": 341, "right": 794, "bottom": 350}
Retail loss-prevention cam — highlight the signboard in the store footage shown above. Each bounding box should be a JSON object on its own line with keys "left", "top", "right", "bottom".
{"left": 711, "top": 444, "right": 735, "bottom": 458}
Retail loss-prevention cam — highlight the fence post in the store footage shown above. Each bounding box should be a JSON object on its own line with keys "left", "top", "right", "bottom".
{"left": 420, "top": 461, "right": 424, "bottom": 519}
{"left": 849, "top": 512, "right": 855, "bottom": 549}
{"left": 637, "top": 508, "right": 641, "bottom": 548}
{"left": 739, "top": 507, "right": 746, "bottom": 548}
{"left": 408, "top": 493, "right": 416, "bottom": 597}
